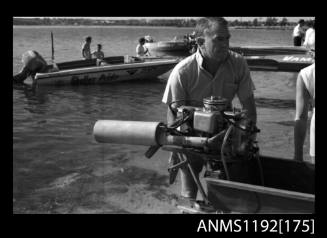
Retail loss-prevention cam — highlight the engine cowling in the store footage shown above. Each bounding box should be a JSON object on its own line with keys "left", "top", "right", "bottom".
{"left": 13, "top": 50, "right": 48, "bottom": 83}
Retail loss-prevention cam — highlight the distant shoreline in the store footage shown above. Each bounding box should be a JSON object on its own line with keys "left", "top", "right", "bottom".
{"left": 13, "top": 24, "right": 294, "bottom": 30}
{"left": 231, "top": 26, "right": 293, "bottom": 30}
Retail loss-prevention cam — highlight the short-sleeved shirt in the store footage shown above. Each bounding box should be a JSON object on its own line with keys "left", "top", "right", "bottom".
{"left": 136, "top": 44, "right": 147, "bottom": 57}
{"left": 162, "top": 49, "right": 255, "bottom": 106}
{"left": 293, "top": 24, "right": 305, "bottom": 37}
{"left": 92, "top": 50, "right": 104, "bottom": 60}
{"left": 303, "top": 28, "right": 315, "bottom": 49}
{"left": 299, "top": 63, "right": 315, "bottom": 157}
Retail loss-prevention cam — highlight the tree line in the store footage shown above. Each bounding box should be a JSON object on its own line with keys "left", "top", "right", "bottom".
{"left": 13, "top": 17, "right": 299, "bottom": 28}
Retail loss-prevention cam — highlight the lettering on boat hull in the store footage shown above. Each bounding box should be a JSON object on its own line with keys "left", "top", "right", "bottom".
{"left": 126, "top": 69, "right": 138, "bottom": 75}
{"left": 282, "top": 56, "right": 312, "bottom": 62}
{"left": 70, "top": 73, "right": 119, "bottom": 85}
{"left": 141, "top": 66, "right": 158, "bottom": 73}
{"left": 98, "top": 73, "right": 119, "bottom": 83}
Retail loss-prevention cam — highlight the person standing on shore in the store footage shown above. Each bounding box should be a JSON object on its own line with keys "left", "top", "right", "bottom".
{"left": 293, "top": 19, "right": 305, "bottom": 46}
{"left": 303, "top": 20, "right": 315, "bottom": 49}
{"left": 82, "top": 36, "right": 92, "bottom": 60}
{"left": 162, "top": 17, "right": 257, "bottom": 206}
{"left": 294, "top": 32, "right": 315, "bottom": 165}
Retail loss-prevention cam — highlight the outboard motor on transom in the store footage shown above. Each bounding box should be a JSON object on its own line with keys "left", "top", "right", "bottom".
{"left": 13, "top": 50, "right": 48, "bottom": 84}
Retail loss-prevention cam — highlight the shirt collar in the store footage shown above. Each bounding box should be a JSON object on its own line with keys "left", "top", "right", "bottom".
{"left": 195, "top": 49, "right": 230, "bottom": 69}
{"left": 195, "top": 49, "right": 204, "bottom": 68}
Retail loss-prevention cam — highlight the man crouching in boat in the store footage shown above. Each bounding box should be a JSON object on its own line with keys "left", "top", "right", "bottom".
{"left": 13, "top": 50, "right": 49, "bottom": 84}
{"left": 162, "top": 17, "right": 257, "bottom": 207}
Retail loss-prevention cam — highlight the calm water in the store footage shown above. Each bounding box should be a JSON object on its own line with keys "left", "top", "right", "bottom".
{"left": 13, "top": 26, "right": 311, "bottom": 214}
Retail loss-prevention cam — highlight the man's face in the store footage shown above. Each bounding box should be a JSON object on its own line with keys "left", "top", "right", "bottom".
{"left": 201, "top": 22, "right": 230, "bottom": 62}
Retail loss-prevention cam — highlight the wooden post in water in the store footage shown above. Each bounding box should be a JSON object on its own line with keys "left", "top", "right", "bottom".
{"left": 50, "top": 31, "right": 58, "bottom": 70}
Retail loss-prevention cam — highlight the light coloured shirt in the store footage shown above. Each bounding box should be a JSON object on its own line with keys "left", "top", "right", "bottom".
{"left": 92, "top": 50, "right": 104, "bottom": 60}
{"left": 136, "top": 44, "right": 148, "bottom": 57}
{"left": 162, "top": 49, "right": 255, "bottom": 106}
{"left": 298, "top": 63, "right": 315, "bottom": 157}
{"left": 293, "top": 24, "right": 305, "bottom": 37}
{"left": 303, "top": 28, "right": 315, "bottom": 49}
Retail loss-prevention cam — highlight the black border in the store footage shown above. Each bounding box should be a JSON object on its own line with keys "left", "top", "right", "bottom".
{"left": 10, "top": 11, "right": 323, "bottom": 237}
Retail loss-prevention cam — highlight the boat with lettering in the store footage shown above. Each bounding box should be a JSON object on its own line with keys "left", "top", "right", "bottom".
{"left": 14, "top": 54, "right": 179, "bottom": 86}
{"left": 13, "top": 49, "right": 313, "bottom": 87}
{"left": 245, "top": 54, "right": 314, "bottom": 72}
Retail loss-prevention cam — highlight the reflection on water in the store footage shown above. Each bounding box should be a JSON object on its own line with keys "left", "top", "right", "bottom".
{"left": 255, "top": 97, "right": 295, "bottom": 109}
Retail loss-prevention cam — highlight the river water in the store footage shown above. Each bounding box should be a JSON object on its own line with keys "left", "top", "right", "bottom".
{"left": 13, "top": 25, "right": 311, "bottom": 213}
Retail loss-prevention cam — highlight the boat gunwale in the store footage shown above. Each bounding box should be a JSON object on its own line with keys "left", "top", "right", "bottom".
{"left": 205, "top": 177, "right": 315, "bottom": 202}
{"left": 35, "top": 59, "right": 179, "bottom": 80}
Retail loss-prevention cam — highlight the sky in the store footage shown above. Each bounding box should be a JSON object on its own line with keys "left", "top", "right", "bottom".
{"left": 15, "top": 16, "right": 314, "bottom": 22}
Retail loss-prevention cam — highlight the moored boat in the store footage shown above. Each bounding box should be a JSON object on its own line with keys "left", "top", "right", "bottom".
{"left": 33, "top": 56, "right": 179, "bottom": 86}
{"left": 145, "top": 40, "right": 310, "bottom": 58}
{"left": 231, "top": 45, "right": 308, "bottom": 56}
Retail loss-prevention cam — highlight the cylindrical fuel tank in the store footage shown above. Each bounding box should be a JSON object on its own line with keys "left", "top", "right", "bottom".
{"left": 93, "top": 120, "right": 163, "bottom": 146}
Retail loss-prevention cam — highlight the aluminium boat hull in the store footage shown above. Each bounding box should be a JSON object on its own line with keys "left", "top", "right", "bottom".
{"left": 205, "top": 155, "right": 314, "bottom": 213}
{"left": 162, "top": 146, "right": 314, "bottom": 214}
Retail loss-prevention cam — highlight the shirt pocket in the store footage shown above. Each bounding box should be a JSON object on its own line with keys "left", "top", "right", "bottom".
{"left": 222, "top": 83, "right": 238, "bottom": 101}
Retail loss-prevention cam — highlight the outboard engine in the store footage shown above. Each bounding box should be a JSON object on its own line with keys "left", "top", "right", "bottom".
{"left": 94, "top": 96, "right": 260, "bottom": 172}
{"left": 13, "top": 50, "right": 48, "bottom": 83}
{"left": 93, "top": 96, "right": 261, "bottom": 212}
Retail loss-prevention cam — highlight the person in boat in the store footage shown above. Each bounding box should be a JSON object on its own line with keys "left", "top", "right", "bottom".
{"left": 136, "top": 37, "right": 150, "bottom": 57}
{"left": 82, "top": 36, "right": 92, "bottom": 60}
{"left": 13, "top": 50, "right": 48, "bottom": 83}
{"left": 162, "top": 17, "right": 257, "bottom": 206}
{"left": 92, "top": 44, "right": 105, "bottom": 66}
{"left": 294, "top": 31, "right": 315, "bottom": 165}
{"left": 293, "top": 19, "right": 306, "bottom": 46}
{"left": 303, "top": 20, "right": 315, "bottom": 49}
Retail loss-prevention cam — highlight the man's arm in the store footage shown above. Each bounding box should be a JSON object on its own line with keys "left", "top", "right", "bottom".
{"left": 240, "top": 93, "right": 257, "bottom": 125}
{"left": 294, "top": 73, "right": 310, "bottom": 161}
{"left": 167, "top": 107, "right": 176, "bottom": 126}
{"left": 237, "top": 58, "right": 257, "bottom": 124}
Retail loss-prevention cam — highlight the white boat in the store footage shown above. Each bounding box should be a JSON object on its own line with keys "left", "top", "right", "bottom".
{"left": 33, "top": 56, "right": 179, "bottom": 86}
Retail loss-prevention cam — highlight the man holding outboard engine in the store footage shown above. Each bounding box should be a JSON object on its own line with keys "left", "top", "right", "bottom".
{"left": 162, "top": 17, "right": 257, "bottom": 207}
